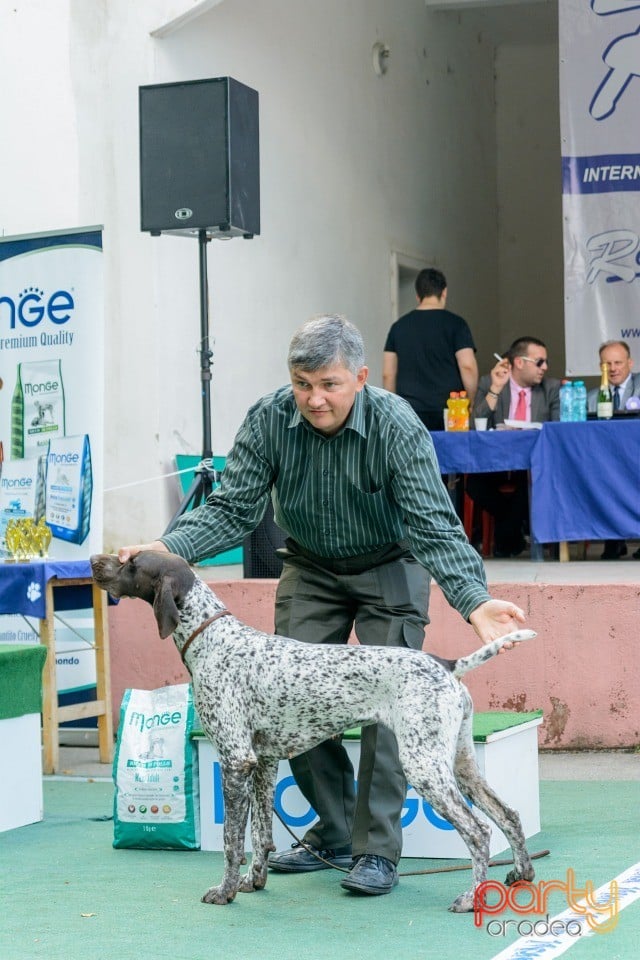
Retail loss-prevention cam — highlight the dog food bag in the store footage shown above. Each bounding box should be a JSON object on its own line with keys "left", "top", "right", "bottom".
{"left": 45, "top": 434, "right": 93, "bottom": 545}
{"left": 0, "top": 455, "right": 46, "bottom": 556}
{"left": 11, "top": 359, "right": 65, "bottom": 459}
{"left": 113, "top": 684, "right": 200, "bottom": 850}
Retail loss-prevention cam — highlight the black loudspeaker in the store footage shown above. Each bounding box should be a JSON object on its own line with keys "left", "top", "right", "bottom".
{"left": 139, "top": 77, "right": 260, "bottom": 238}
{"left": 243, "top": 501, "right": 286, "bottom": 579}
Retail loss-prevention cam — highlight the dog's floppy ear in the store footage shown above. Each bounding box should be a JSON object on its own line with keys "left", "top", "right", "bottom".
{"left": 152, "top": 576, "right": 181, "bottom": 639}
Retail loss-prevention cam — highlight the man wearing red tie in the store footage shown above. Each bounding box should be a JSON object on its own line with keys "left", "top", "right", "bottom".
{"left": 467, "top": 337, "right": 560, "bottom": 557}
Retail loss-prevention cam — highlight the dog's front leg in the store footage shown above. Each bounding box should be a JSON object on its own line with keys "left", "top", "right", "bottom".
{"left": 239, "top": 757, "right": 278, "bottom": 893}
{"left": 202, "top": 758, "right": 255, "bottom": 905}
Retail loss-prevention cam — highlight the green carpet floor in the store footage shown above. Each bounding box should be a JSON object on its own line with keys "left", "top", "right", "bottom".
{"left": 1, "top": 779, "right": 638, "bottom": 960}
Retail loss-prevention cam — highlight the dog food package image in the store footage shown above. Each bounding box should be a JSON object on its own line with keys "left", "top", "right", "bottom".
{"left": 45, "top": 434, "right": 93, "bottom": 544}
{"left": 113, "top": 684, "right": 200, "bottom": 850}
{"left": 0, "top": 455, "right": 47, "bottom": 556}
{"left": 11, "top": 359, "right": 66, "bottom": 459}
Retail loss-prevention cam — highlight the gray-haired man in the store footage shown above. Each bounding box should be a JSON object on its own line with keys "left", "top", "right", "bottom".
{"left": 587, "top": 340, "right": 640, "bottom": 559}
{"left": 119, "top": 314, "right": 526, "bottom": 896}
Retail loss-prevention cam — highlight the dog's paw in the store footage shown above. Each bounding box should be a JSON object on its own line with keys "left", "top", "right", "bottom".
{"left": 505, "top": 865, "right": 535, "bottom": 886}
{"left": 238, "top": 871, "right": 267, "bottom": 893}
{"left": 448, "top": 890, "right": 474, "bottom": 913}
{"left": 201, "top": 883, "right": 237, "bottom": 905}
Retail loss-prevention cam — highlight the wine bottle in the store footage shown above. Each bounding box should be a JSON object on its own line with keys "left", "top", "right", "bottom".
{"left": 596, "top": 362, "right": 613, "bottom": 420}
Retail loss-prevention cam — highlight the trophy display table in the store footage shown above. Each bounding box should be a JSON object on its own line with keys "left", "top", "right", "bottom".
{"left": 0, "top": 559, "right": 113, "bottom": 774}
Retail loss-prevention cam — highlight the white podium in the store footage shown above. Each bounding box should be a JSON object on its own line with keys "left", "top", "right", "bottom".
{"left": 0, "top": 643, "right": 47, "bottom": 832}
{"left": 195, "top": 711, "right": 543, "bottom": 858}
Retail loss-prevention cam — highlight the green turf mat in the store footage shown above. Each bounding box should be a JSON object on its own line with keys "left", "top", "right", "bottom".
{"left": 0, "top": 643, "right": 47, "bottom": 720}
{"left": 1, "top": 779, "right": 637, "bottom": 960}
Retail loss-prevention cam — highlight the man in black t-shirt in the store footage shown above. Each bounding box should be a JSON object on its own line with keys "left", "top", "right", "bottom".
{"left": 382, "top": 268, "right": 478, "bottom": 432}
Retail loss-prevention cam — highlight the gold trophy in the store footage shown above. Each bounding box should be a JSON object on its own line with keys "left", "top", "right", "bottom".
{"left": 4, "top": 517, "right": 53, "bottom": 561}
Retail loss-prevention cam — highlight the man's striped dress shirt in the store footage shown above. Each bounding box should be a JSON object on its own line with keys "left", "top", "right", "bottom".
{"left": 162, "top": 384, "right": 490, "bottom": 620}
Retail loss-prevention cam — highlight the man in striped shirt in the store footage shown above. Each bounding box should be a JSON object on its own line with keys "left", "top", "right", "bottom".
{"left": 120, "top": 314, "right": 526, "bottom": 897}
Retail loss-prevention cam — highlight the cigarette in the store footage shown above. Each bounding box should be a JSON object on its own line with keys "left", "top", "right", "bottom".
{"left": 493, "top": 352, "right": 504, "bottom": 362}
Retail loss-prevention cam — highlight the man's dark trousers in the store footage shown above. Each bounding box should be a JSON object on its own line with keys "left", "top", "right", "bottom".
{"left": 274, "top": 543, "right": 430, "bottom": 864}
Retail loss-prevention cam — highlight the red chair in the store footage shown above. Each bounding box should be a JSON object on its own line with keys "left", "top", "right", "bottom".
{"left": 463, "top": 488, "right": 494, "bottom": 557}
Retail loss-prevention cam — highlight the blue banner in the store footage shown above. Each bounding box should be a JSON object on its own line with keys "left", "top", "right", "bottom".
{"left": 560, "top": 1, "right": 640, "bottom": 374}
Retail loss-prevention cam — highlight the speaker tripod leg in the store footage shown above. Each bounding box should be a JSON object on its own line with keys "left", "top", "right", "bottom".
{"left": 164, "top": 463, "right": 218, "bottom": 535}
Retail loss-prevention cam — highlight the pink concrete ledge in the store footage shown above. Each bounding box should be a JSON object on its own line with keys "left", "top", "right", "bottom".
{"left": 107, "top": 577, "right": 640, "bottom": 751}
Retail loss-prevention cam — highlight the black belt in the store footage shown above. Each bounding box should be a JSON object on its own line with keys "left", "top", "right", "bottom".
{"left": 277, "top": 538, "right": 413, "bottom": 575}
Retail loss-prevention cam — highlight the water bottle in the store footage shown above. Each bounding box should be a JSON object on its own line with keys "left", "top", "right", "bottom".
{"left": 572, "top": 380, "right": 587, "bottom": 422}
{"left": 560, "top": 380, "right": 574, "bottom": 422}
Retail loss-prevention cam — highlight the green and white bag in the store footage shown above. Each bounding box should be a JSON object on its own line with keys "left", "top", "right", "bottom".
{"left": 113, "top": 683, "right": 200, "bottom": 849}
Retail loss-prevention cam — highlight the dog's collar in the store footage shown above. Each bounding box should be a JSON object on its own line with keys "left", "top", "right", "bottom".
{"left": 180, "top": 609, "right": 234, "bottom": 662}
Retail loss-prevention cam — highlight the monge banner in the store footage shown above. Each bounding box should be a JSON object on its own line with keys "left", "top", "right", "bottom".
{"left": 0, "top": 227, "right": 104, "bottom": 558}
{"left": 560, "top": 0, "right": 640, "bottom": 375}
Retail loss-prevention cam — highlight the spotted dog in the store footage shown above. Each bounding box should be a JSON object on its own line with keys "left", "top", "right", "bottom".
{"left": 90, "top": 550, "right": 536, "bottom": 910}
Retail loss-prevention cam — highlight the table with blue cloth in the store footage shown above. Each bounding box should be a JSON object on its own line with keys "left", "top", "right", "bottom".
{"left": 0, "top": 559, "right": 113, "bottom": 773}
{"left": 431, "top": 420, "right": 640, "bottom": 560}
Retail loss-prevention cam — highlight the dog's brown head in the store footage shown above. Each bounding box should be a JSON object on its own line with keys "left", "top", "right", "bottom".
{"left": 90, "top": 551, "right": 196, "bottom": 638}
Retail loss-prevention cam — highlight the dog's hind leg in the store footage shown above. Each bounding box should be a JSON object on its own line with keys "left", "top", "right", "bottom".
{"left": 400, "top": 733, "right": 493, "bottom": 913}
{"left": 202, "top": 754, "right": 256, "bottom": 905}
{"left": 415, "top": 769, "right": 493, "bottom": 913}
{"left": 453, "top": 716, "right": 534, "bottom": 888}
{"left": 239, "top": 757, "right": 278, "bottom": 894}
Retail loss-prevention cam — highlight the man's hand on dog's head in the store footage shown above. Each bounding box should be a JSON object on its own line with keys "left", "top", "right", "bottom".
{"left": 117, "top": 541, "right": 169, "bottom": 564}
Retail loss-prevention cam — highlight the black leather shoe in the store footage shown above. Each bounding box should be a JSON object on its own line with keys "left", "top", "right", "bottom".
{"left": 340, "top": 854, "right": 398, "bottom": 895}
{"left": 268, "top": 842, "right": 353, "bottom": 873}
{"left": 601, "top": 541, "right": 627, "bottom": 560}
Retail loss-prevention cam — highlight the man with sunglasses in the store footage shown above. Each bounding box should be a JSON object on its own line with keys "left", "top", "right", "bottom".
{"left": 467, "top": 337, "right": 560, "bottom": 557}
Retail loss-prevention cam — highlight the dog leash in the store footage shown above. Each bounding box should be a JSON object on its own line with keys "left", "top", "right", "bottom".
{"left": 273, "top": 809, "right": 550, "bottom": 877}
{"left": 180, "top": 609, "right": 234, "bottom": 662}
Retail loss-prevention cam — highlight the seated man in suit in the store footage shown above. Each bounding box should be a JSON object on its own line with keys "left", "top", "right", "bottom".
{"left": 587, "top": 340, "right": 640, "bottom": 559}
{"left": 467, "top": 336, "right": 560, "bottom": 557}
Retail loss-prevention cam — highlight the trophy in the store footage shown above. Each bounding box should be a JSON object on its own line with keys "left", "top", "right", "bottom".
{"left": 4, "top": 517, "right": 53, "bottom": 561}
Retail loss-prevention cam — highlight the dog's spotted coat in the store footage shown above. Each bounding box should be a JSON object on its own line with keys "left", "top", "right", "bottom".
{"left": 91, "top": 551, "right": 536, "bottom": 910}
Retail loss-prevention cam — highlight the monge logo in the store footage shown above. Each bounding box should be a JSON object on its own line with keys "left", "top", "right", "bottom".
{"left": 26, "top": 378, "right": 60, "bottom": 396}
{"left": 210, "top": 763, "right": 470, "bottom": 831}
{"left": 0, "top": 286, "right": 74, "bottom": 329}
{"left": 1, "top": 476, "right": 32, "bottom": 489}
{"left": 48, "top": 451, "right": 79, "bottom": 465}
{"left": 128, "top": 710, "right": 183, "bottom": 733}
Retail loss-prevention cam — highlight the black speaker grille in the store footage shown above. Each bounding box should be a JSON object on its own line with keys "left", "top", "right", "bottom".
{"left": 139, "top": 77, "right": 259, "bottom": 237}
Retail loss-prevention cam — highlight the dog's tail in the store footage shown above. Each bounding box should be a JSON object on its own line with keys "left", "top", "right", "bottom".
{"left": 453, "top": 630, "right": 537, "bottom": 678}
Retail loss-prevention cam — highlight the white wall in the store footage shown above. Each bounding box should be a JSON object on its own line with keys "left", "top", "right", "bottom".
{"left": 0, "top": 0, "right": 561, "bottom": 550}
{"left": 495, "top": 39, "right": 563, "bottom": 359}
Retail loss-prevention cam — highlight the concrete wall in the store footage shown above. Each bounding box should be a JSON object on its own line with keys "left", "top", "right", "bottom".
{"left": 108, "top": 576, "right": 640, "bottom": 750}
{"left": 0, "top": 0, "right": 564, "bottom": 550}
{"left": 495, "top": 39, "right": 564, "bottom": 358}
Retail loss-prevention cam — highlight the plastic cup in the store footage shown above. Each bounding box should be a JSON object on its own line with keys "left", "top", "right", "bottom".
{"left": 475, "top": 417, "right": 488, "bottom": 431}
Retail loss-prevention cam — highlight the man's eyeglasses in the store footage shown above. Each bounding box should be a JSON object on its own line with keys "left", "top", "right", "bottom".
{"left": 518, "top": 356, "right": 548, "bottom": 368}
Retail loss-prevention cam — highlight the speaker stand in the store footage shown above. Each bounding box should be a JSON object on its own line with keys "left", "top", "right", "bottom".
{"left": 164, "top": 230, "right": 219, "bottom": 534}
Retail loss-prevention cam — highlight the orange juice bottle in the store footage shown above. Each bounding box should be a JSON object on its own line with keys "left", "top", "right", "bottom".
{"left": 458, "top": 391, "right": 470, "bottom": 431}
{"left": 447, "top": 392, "right": 459, "bottom": 431}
